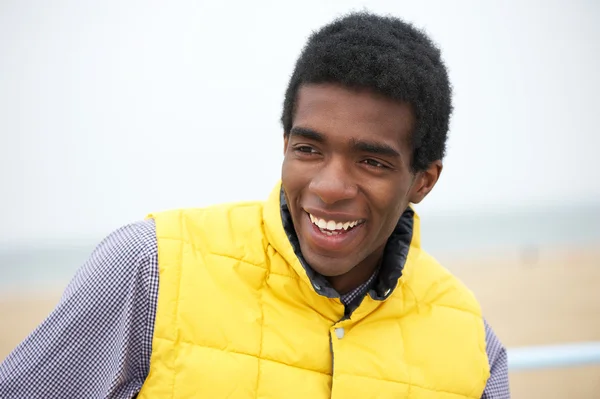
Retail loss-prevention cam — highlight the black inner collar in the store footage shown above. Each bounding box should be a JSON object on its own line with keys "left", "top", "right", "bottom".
{"left": 279, "top": 188, "right": 414, "bottom": 301}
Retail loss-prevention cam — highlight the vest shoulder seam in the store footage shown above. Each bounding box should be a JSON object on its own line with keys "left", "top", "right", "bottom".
{"left": 430, "top": 303, "right": 482, "bottom": 319}
{"left": 155, "top": 237, "right": 302, "bottom": 280}
{"left": 386, "top": 295, "right": 482, "bottom": 319}
{"left": 209, "top": 252, "right": 300, "bottom": 281}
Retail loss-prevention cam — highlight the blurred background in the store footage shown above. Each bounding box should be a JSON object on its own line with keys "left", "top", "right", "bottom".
{"left": 1, "top": 0, "right": 599, "bottom": 397}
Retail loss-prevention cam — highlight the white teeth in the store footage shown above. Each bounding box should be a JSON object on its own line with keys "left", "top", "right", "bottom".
{"left": 308, "top": 213, "right": 362, "bottom": 232}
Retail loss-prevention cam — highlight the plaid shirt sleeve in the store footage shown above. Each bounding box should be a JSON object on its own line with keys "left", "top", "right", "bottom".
{"left": 481, "top": 320, "right": 511, "bottom": 398}
{"left": 0, "top": 218, "right": 510, "bottom": 399}
{"left": 0, "top": 219, "right": 158, "bottom": 399}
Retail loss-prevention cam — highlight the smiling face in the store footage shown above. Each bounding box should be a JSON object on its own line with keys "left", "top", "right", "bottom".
{"left": 281, "top": 83, "right": 441, "bottom": 293}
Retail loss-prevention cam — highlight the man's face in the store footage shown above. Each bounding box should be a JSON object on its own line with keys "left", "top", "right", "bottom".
{"left": 281, "top": 83, "right": 440, "bottom": 279}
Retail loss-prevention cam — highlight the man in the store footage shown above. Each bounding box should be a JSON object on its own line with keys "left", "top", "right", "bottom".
{"left": 0, "top": 12, "right": 509, "bottom": 398}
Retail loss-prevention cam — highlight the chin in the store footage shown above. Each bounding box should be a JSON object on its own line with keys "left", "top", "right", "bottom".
{"left": 304, "top": 254, "right": 354, "bottom": 277}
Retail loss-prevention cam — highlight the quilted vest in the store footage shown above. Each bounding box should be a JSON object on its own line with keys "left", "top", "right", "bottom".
{"left": 137, "top": 182, "right": 490, "bottom": 398}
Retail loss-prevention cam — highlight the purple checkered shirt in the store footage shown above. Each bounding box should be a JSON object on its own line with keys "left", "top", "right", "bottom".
{"left": 0, "top": 219, "right": 510, "bottom": 398}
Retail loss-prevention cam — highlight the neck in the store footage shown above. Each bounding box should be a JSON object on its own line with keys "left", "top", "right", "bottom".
{"left": 327, "top": 245, "right": 384, "bottom": 295}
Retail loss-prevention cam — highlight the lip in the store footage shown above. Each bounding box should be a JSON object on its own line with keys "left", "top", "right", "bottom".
{"left": 300, "top": 211, "right": 366, "bottom": 253}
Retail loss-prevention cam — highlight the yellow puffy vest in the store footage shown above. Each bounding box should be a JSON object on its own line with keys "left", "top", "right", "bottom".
{"left": 138, "top": 182, "right": 490, "bottom": 398}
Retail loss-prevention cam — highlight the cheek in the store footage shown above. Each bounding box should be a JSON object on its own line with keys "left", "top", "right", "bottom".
{"left": 282, "top": 155, "right": 315, "bottom": 189}
{"left": 281, "top": 155, "right": 293, "bottom": 184}
{"left": 281, "top": 156, "right": 306, "bottom": 198}
{"left": 368, "top": 183, "right": 410, "bottom": 226}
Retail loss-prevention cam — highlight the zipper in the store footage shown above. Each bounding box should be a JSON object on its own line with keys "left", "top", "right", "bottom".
{"left": 329, "top": 313, "right": 350, "bottom": 398}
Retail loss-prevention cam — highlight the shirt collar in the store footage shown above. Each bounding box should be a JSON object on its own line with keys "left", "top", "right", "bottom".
{"left": 279, "top": 187, "right": 415, "bottom": 302}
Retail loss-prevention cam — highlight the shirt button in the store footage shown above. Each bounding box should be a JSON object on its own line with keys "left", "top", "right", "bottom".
{"left": 314, "top": 284, "right": 321, "bottom": 291}
{"left": 335, "top": 327, "right": 345, "bottom": 339}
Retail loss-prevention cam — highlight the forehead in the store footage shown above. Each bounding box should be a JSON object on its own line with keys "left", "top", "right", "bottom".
{"left": 292, "top": 83, "right": 415, "bottom": 146}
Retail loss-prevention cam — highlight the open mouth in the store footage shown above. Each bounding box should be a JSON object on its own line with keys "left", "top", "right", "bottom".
{"left": 307, "top": 212, "right": 365, "bottom": 236}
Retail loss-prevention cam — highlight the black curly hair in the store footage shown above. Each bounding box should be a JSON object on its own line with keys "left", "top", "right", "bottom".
{"left": 281, "top": 12, "right": 452, "bottom": 173}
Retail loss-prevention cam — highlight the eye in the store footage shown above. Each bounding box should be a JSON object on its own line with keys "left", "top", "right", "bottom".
{"left": 293, "top": 145, "right": 318, "bottom": 154}
{"left": 362, "top": 159, "right": 387, "bottom": 169}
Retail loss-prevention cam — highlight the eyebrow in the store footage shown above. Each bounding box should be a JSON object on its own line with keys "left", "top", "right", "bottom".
{"left": 350, "top": 138, "right": 401, "bottom": 158}
{"left": 290, "top": 126, "right": 401, "bottom": 158}
{"left": 289, "top": 127, "right": 325, "bottom": 142}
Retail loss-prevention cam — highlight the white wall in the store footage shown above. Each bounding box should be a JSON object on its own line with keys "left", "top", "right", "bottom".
{"left": 1, "top": 0, "right": 598, "bottom": 243}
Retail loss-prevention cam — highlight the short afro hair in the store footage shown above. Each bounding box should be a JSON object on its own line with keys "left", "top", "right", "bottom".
{"left": 281, "top": 12, "right": 452, "bottom": 172}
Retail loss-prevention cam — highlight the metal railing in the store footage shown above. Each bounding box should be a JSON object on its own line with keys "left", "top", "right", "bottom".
{"left": 507, "top": 341, "right": 600, "bottom": 371}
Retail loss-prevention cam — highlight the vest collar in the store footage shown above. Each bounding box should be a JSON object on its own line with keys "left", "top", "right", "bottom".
{"left": 262, "top": 181, "right": 418, "bottom": 301}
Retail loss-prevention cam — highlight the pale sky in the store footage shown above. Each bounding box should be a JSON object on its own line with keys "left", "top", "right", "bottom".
{"left": 1, "top": 0, "right": 598, "bottom": 243}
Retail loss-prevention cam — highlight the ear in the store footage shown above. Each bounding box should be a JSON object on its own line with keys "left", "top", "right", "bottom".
{"left": 283, "top": 134, "right": 289, "bottom": 155}
{"left": 408, "top": 160, "right": 443, "bottom": 204}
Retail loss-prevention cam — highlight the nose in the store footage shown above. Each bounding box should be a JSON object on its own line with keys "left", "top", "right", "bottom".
{"left": 308, "top": 157, "right": 357, "bottom": 204}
